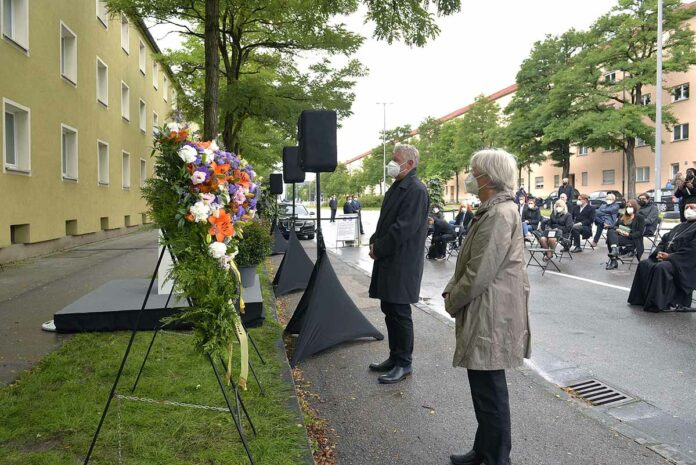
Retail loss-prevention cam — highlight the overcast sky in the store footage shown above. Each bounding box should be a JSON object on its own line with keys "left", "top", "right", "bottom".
{"left": 149, "top": 1, "right": 663, "bottom": 162}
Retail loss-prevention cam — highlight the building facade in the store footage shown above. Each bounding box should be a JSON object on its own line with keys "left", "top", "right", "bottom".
{"left": 1, "top": 0, "right": 176, "bottom": 257}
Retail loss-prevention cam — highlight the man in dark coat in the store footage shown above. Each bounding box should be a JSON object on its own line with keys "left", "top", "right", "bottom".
{"left": 637, "top": 193, "right": 659, "bottom": 235}
{"left": 368, "top": 143, "right": 429, "bottom": 384}
{"left": 342, "top": 195, "right": 354, "bottom": 214}
{"left": 515, "top": 185, "right": 527, "bottom": 205}
{"left": 628, "top": 203, "right": 696, "bottom": 312}
{"left": 558, "top": 177, "right": 575, "bottom": 203}
{"left": 351, "top": 195, "right": 365, "bottom": 234}
{"left": 427, "top": 216, "right": 455, "bottom": 259}
{"left": 329, "top": 195, "right": 337, "bottom": 222}
{"left": 570, "top": 194, "right": 596, "bottom": 252}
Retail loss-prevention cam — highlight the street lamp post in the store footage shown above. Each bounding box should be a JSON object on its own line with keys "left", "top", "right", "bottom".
{"left": 655, "top": 0, "right": 663, "bottom": 202}
{"left": 377, "top": 102, "right": 392, "bottom": 193}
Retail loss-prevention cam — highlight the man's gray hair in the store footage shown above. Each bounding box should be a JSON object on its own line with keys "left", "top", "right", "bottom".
{"left": 470, "top": 149, "right": 518, "bottom": 192}
{"left": 394, "top": 143, "right": 420, "bottom": 166}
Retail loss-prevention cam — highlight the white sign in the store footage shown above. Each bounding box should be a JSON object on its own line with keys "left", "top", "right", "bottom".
{"left": 336, "top": 214, "right": 359, "bottom": 242}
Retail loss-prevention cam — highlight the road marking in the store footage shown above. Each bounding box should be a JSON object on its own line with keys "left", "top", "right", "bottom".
{"left": 544, "top": 271, "right": 631, "bottom": 292}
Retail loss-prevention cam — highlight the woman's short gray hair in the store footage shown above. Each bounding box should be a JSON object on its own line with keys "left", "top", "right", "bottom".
{"left": 470, "top": 149, "right": 518, "bottom": 192}
{"left": 394, "top": 143, "right": 420, "bottom": 166}
{"left": 554, "top": 199, "right": 568, "bottom": 215}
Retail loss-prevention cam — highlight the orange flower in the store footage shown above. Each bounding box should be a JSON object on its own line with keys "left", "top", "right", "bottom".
{"left": 197, "top": 141, "right": 212, "bottom": 150}
{"left": 208, "top": 209, "right": 235, "bottom": 242}
{"left": 185, "top": 212, "right": 194, "bottom": 222}
{"left": 211, "top": 162, "right": 231, "bottom": 182}
{"left": 237, "top": 171, "right": 251, "bottom": 190}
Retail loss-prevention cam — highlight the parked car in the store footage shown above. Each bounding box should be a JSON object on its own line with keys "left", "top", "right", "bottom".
{"left": 543, "top": 188, "right": 581, "bottom": 209}
{"left": 461, "top": 194, "right": 481, "bottom": 209}
{"left": 645, "top": 188, "right": 677, "bottom": 212}
{"left": 278, "top": 203, "right": 316, "bottom": 240}
{"left": 588, "top": 190, "right": 626, "bottom": 209}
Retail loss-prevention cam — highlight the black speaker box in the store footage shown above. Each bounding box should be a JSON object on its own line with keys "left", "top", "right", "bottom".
{"left": 269, "top": 173, "right": 283, "bottom": 195}
{"left": 298, "top": 110, "right": 337, "bottom": 173}
{"left": 283, "top": 146, "right": 305, "bottom": 183}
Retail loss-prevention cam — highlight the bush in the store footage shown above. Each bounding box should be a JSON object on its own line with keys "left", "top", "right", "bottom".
{"left": 235, "top": 219, "right": 273, "bottom": 266}
{"left": 359, "top": 194, "right": 384, "bottom": 208}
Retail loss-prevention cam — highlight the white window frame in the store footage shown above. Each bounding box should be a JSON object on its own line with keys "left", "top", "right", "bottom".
{"left": 163, "top": 75, "right": 168, "bottom": 102}
{"left": 672, "top": 83, "right": 689, "bottom": 102}
{"left": 602, "top": 169, "right": 615, "bottom": 185}
{"left": 152, "top": 111, "right": 159, "bottom": 136}
{"left": 554, "top": 174, "right": 560, "bottom": 188}
{"left": 59, "top": 21, "right": 78, "bottom": 85}
{"left": 122, "top": 151, "right": 130, "bottom": 189}
{"left": 636, "top": 166, "right": 650, "bottom": 183}
{"left": 3, "top": 97, "right": 31, "bottom": 174}
{"left": 60, "top": 123, "right": 78, "bottom": 181}
{"left": 581, "top": 171, "right": 588, "bottom": 187}
{"left": 152, "top": 61, "right": 158, "bottom": 89}
{"left": 636, "top": 137, "right": 647, "bottom": 147}
{"left": 96, "top": 57, "right": 108, "bottom": 106}
{"left": 674, "top": 123, "right": 689, "bottom": 141}
{"left": 121, "top": 81, "right": 130, "bottom": 121}
{"left": 139, "top": 99, "right": 146, "bottom": 133}
{"left": 535, "top": 176, "right": 544, "bottom": 189}
{"left": 641, "top": 94, "right": 651, "bottom": 106}
{"left": 97, "top": 139, "right": 109, "bottom": 186}
{"left": 603, "top": 71, "right": 616, "bottom": 83}
{"left": 96, "top": 0, "right": 108, "bottom": 28}
{"left": 120, "top": 13, "right": 129, "bottom": 54}
{"left": 2, "top": 0, "right": 29, "bottom": 51}
{"left": 138, "top": 39, "right": 146, "bottom": 74}
{"left": 139, "top": 158, "right": 147, "bottom": 188}
{"left": 671, "top": 163, "right": 680, "bottom": 179}
{"left": 578, "top": 146, "right": 588, "bottom": 156}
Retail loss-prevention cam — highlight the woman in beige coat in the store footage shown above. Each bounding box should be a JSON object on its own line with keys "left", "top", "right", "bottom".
{"left": 442, "top": 149, "right": 531, "bottom": 465}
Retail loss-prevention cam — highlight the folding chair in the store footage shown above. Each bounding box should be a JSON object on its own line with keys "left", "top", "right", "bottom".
{"left": 526, "top": 247, "right": 560, "bottom": 276}
{"left": 556, "top": 236, "right": 574, "bottom": 262}
{"left": 645, "top": 218, "right": 663, "bottom": 254}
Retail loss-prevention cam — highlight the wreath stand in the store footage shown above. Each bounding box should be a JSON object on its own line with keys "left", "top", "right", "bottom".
{"left": 83, "top": 238, "right": 257, "bottom": 465}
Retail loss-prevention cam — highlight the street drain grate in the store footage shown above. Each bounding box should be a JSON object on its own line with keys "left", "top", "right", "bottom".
{"left": 565, "top": 379, "right": 633, "bottom": 407}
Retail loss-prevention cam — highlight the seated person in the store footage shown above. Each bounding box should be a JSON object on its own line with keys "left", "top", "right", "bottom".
{"left": 570, "top": 194, "right": 596, "bottom": 252}
{"left": 430, "top": 205, "right": 445, "bottom": 221}
{"left": 427, "top": 217, "right": 455, "bottom": 260}
{"left": 605, "top": 199, "right": 645, "bottom": 270}
{"left": 591, "top": 193, "right": 620, "bottom": 246}
{"left": 451, "top": 202, "right": 474, "bottom": 229}
{"left": 637, "top": 192, "right": 659, "bottom": 236}
{"left": 628, "top": 203, "right": 696, "bottom": 311}
{"left": 537, "top": 199, "right": 573, "bottom": 260}
{"left": 521, "top": 199, "right": 542, "bottom": 237}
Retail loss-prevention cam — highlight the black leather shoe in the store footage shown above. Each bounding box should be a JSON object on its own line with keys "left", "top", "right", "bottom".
{"left": 605, "top": 258, "right": 618, "bottom": 270}
{"left": 369, "top": 358, "right": 395, "bottom": 372}
{"left": 378, "top": 365, "right": 412, "bottom": 384}
{"left": 571, "top": 246, "right": 583, "bottom": 253}
{"left": 450, "top": 449, "right": 484, "bottom": 465}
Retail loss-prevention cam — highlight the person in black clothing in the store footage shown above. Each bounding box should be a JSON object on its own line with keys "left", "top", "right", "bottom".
{"left": 352, "top": 195, "right": 365, "bottom": 235}
{"left": 451, "top": 203, "right": 474, "bottom": 232}
{"left": 521, "top": 199, "right": 542, "bottom": 237}
{"left": 675, "top": 168, "right": 696, "bottom": 222}
{"left": 628, "top": 203, "right": 696, "bottom": 311}
{"left": 637, "top": 192, "right": 659, "bottom": 235}
{"left": 343, "top": 195, "right": 354, "bottom": 214}
{"left": 605, "top": 199, "right": 645, "bottom": 270}
{"left": 427, "top": 216, "right": 455, "bottom": 260}
{"left": 329, "top": 195, "right": 337, "bottom": 222}
{"left": 558, "top": 177, "right": 575, "bottom": 203}
{"left": 515, "top": 185, "right": 527, "bottom": 205}
{"left": 368, "top": 143, "right": 429, "bottom": 385}
{"left": 570, "top": 194, "right": 596, "bottom": 252}
{"left": 537, "top": 199, "right": 573, "bottom": 259}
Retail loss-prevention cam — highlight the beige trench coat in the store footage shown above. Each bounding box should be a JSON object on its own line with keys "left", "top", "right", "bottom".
{"left": 443, "top": 192, "right": 531, "bottom": 370}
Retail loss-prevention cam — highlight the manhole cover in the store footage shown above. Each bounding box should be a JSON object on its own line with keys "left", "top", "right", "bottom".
{"left": 565, "top": 379, "right": 633, "bottom": 407}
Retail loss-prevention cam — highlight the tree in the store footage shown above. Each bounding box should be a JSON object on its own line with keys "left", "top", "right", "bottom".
{"left": 322, "top": 163, "right": 354, "bottom": 199}
{"left": 413, "top": 116, "right": 442, "bottom": 178}
{"left": 358, "top": 125, "right": 413, "bottom": 194}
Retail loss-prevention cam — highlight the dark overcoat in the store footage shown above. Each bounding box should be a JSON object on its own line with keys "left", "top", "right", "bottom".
{"left": 369, "top": 169, "right": 429, "bottom": 304}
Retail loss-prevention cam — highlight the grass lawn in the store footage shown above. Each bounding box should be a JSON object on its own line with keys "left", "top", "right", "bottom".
{"left": 0, "top": 272, "right": 311, "bottom": 464}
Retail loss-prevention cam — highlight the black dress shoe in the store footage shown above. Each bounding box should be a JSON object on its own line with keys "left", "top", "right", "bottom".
{"left": 368, "top": 358, "right": 395, "bottom": 372}
{"left": 450, "top": 449, "right": 484, "bottom": 465}
{"left": 571, "top": 246, "right": 583, "bottom": 253}
{"left": 378, "top": 365, "right": 412, "bottom": 384}
{"left": 605, "top": 258, "right": 618, "bottom": 270}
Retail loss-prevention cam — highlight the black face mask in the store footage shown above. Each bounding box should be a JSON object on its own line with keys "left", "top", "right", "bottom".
{"left": 638, "top": 200, "right": 647, "bottom": 207}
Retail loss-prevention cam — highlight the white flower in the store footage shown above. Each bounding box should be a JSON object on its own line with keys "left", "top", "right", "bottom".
{"left": 199, "top": 193, "right": 216, "bottom": 205}
{"left": 209, "top": 241, "right": 227, "bottom": 259}
{"left": 202, "top": 148, "right": 214, "bottom": 164}
{"left": 167, "top": 122, "right": 180, "bottom": 132}
{"left": 189, "top": 201, "right": 210, "bottom": 222}
{"left": 209, "top": 140, "right": 220, "bottom": 152}
{"left": 178, "top": 145, "right": 198, "bottom": 164}
{"left": 191, "top": 171, "right": 207, "bottom": 185}
{"left": 209, "top": 205, "right": 221, "bottom": 218}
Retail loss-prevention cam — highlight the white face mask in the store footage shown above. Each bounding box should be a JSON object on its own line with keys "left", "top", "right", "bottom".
{"left": 556, "top": 207, "right": 564, "bottom": 214}
{"left": 626, "top": 207, "right": 634, "bottom": 215}
{"left": 685, "top": 208, "right": 696, "bottom": 221}
{"left": 528, "top": 204, "right": 535, "bottom": 209}
{"left": 606, "top": 200, "right": 614, "bottom": 205}
{"left": 465, "top": 172, "right": 487, "bottom": 194}
{"left": 433, "top": 208, "right": 440, "bottom": 213}
{"left": 386, "top": 160, "right": 407, "bottom": 178}
{"left": 576, "top": 200, "right": 583, "bottom": 206}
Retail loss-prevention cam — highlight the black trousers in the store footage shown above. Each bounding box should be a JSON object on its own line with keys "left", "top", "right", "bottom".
{"left": 571, "top": 224, "right": 592, "bottom": 246}
{"left": 606, "top": 229, "right": 632, "bottom": 253}
{"left": 628, "top": 259, "right": 692, "bottom": 311}
{"left": 330, "top": 208, "right": 336, "bottom": 222}
{"left": 380, "top": 301, "right": 413, "bottom": 367}
{"left": 468, "top": 369, "right": 512, "bottom": 465}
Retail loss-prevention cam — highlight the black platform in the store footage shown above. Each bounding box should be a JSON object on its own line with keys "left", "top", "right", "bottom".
{"left": 238, "top": 273, "right": 265, "bottom": 328}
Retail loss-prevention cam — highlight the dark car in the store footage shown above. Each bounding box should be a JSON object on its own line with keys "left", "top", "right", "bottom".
{"left": 278, "top": 203, "right": 316, "bottom": 240}
{"left": 588, "top": 190, "right": 626, "bottom": 209}
{"left": 645, "top": 188, "right": 677, "bottom": 213}
{"left": 543, "top": 188, "right": 581, "bottom": 209}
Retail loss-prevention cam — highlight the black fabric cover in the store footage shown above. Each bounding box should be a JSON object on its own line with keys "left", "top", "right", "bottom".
{"left": 286, "top": 253, "right": 383, "bottom": 366}
{"left": 271, "top": 221, "right": 287, "bottom": 255}
{"left": 283, "top": 146, "right": 305, "bottom": 183}
{"left": 273, "top": 229, "right": 314, "bottom": 295}
{"left": 269, "top": 173, "right": 283, "bottom": 195}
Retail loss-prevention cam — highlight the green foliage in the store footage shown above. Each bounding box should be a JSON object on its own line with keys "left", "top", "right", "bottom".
{"left": 235, "top": 220, "right": 273, "bottom": 267}
{"left": 454, "top": 95, "right": 503, "bottom": 167}
{"left": 425, "top": 177, "right": 444, "bottom": 208}
{"left": 256, "top": 184, "right": 279, "bottom": 221}
{"left": 358, "top": 194, "right": 384, "bottom": 208}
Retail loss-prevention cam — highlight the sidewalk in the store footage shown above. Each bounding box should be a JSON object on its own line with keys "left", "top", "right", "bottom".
{"left": 272, "top": 242, "right": 672, "bottom": 465}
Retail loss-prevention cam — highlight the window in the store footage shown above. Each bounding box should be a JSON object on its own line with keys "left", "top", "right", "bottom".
{"left": 604, "top": 71, "right": 616, "bottom": 83}
{"left": 139, "top": 99, "right": 146, "bottom": 132}
{"left": 674, "top": 123, "right": 689, "bottom": 141}
{"left": 60, "top": 22, "right": 78, "bottom": 84}
{"left": 554, "top": 175, "right": 560, "bottom": 188}
{"left": 636, "top": 166, "right": 650, "bottom": 183}
{"left": 152, "top": 111, "right": 158, "bottom": 136}
{"left": 140, "top": 158, "right": 147, "bottom": 187}
{"left": 2, "top": 0, "right": 28, "bottom": 50}
{"left": 581, "top": 172, "right": 588, "bottom": 187}
{"left": 602, "top": 169, "right": 615, "bottom": 185}
{"left": 138, "top": 39, "right": 146, "bottom": 74}
{"left": 61, "top": 124, "right": 78, "bottom": 180}
{"left": 122, "top": 151, "right": 130, "bottom": 189}
{"left": 96, "top": 58, "right": 108, "bottom": 105}
{"left": 535, "top": 176, "right": 544, "bottom": 189}
{"left": 152, "top": 61, "right": 158, "bottom": 89}
{"left": 121, "top": 82, "right": 130, "bottom": 121}
{"left": 636, "top": 137, "right": 647, "bottom": 147}
{"left": 671, "top": 163, "right": 680, "bottom": 178}
{"left": 578, "top": 146, "right": 588, "bottom": 156}
{"left": 120, "top": 14, "right": 129, "bottom": 53}
{"left": 672, "top": 83, "right": 689, "bottom": 102}
{"left": 96, "top": 0, "right": 107, "bottom": 27}
{"left": 641, "top": 94, "right": 651, "bottom": 106}
{"left": 163, "top": 75, "right": 168, "bottom": 101}
{"left": 97, "top": 140, "right": 109, "bottom": 185}
{"left": 3, "top": 98, "right": 30, "bottom": 172}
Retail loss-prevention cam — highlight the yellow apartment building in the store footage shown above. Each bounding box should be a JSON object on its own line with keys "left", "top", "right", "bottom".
{"left": 0, "top": 0, "right": 176, "bottom": 262}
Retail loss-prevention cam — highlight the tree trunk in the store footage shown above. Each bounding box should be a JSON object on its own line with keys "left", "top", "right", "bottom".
{"left": 625, "top": 139, "right": 637, "bottom": 200}
{"left": 561, "top": 143, "right": 571, "bottom": 179}
{"left": 455, "top": 171, "right": 459, "bottom": 202}
{"left": 222, "top": 109, "right": 234, "bottom": 150}
{"left": 203, "top": 0, "right": 220, "bottom": 141}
